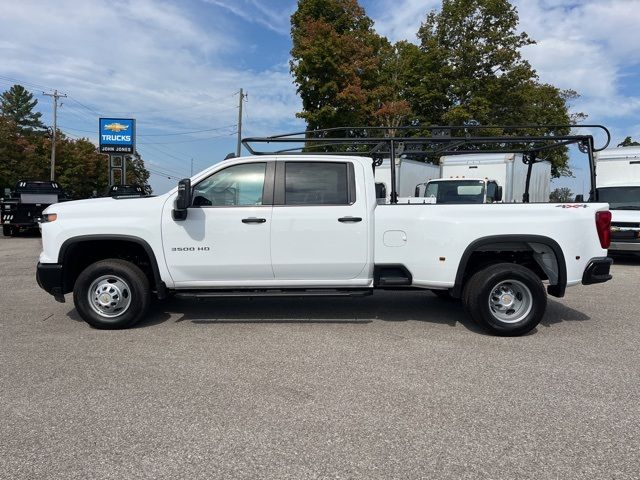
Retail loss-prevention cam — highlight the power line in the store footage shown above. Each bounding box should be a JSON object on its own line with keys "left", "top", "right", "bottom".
{"left": 138, "top": 124, "right": 237, "bottom": 136}
{"left": 60, "top": 130, "right": 80, "bottom": 139}
{"left": 59, "top": 106, "right": 98, "bottom": 123}
{"left": 141, "top": 143, "right": 192, "bottom": 163}
{"left": 59, "top": 123, "right": 237, "bottom": 136}
{"left": 145, "top": 161, "right": 188, "bottom": 178}
{"left": 57, "top": 125, "right": 97, "bottom": 134}
{"left": 102, "top": 93, "right": 238, "bottom": 115}
{"left": 67, "top": 96, "right": 102, "bottom": 116}
{"left": 0, "top": 74, "right": 54, "bottom": 91}
{"left": 139, "top": 144, "right": 210, "bottom": 174}
{"left": 147, "top": 168, "right": 182, "bottom": 180}
{"left": 137, "top": 131, "right": 237, "bottom": 145}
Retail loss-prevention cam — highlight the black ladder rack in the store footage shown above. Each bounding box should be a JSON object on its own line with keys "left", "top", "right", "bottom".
{"left": 242, "top": 124, "right": 611, "bottom": 204}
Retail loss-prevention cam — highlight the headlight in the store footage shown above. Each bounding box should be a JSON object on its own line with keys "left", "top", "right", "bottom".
{"left": 40, "top": 213, "right": 58, "bottom": 223}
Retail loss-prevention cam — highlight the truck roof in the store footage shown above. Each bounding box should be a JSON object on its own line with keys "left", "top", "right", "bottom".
{"left": 440, "top": 153, "right": 520, "bottom": 164}
{"left": 429, "top": 178, "right": 488, "bottom": 183}
{"left": 439, "top": 153, "right": 552, "bottom": 166}
{"left": 595, "top": 146, "right": 640, "bottom": 160}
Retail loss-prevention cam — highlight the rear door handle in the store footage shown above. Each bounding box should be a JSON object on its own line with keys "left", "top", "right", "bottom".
{"left": 338, "top": 216, "right": 362, "bottom": 223}
{"left": 242, "top": 217, "right": 266, "bottom": 224}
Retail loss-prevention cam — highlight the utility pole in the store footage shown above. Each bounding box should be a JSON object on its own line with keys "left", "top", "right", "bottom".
{"left": 43, "top": 89, "right": 67, "bottom": 181}
{"left": 190, "top": 158, "right": 194, "bottom": 176}
{"left": 236, "top": 88, "right": 247, "bottom": 157}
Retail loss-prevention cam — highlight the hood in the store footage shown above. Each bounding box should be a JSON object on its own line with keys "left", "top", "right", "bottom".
{"left": 610, "top": 209, "right": 640, "bottom": 223}
{"left": 43, "top": 194, "right": 165, "bottom": 215}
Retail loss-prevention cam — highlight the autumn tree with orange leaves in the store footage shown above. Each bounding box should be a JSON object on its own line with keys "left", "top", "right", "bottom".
{"left": 290, "top": 0, "right": 412, "bottom": 134}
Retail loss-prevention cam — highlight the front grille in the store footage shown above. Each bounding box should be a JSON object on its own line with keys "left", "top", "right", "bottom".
{"left": 611, "top": 222, "right": 640, "bottom": 241}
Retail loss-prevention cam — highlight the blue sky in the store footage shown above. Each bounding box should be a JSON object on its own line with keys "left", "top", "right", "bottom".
{"left": 1, "top": 0, "right": 639, "bottom": 194}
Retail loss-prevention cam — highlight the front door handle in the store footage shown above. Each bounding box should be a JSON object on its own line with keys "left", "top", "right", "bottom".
{"left": 242, "top": 217, "right": 266, "bottom": 224}
{"left": 338, "top": 216, "right": 362, "bottom": 223}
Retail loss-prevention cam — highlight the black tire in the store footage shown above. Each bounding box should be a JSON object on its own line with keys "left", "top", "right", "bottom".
{"left": 3, "top": 225, "right": 15, "bottom": 237}
{"left": 73, "top": 259, "right": 150, "bottom": 329}
{"left": 462, "top": 263, "right": 547, "bottom": 336}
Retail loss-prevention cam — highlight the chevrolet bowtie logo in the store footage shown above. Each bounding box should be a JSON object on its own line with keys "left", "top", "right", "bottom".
{"left": 104, "top": 122, "right": 129, "bottom": 133}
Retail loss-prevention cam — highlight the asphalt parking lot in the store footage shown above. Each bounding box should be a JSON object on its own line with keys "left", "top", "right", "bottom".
{"left": 1, "top": 236, "right": 639, "bottom": 479}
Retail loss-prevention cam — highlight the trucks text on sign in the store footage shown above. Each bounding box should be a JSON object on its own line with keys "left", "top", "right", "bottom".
{"left": 99, "top": 118, "right": 136, "bottom": 154}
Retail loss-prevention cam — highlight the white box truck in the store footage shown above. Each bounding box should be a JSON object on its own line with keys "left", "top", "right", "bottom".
{"left": 595, "top": 147, "right": 640, "bottom": 254}
{"left": 434, "top": 153, "right": 552, "bottom": 203}
{"left": 375, "top": 158, "right": 440, "bottom": 199}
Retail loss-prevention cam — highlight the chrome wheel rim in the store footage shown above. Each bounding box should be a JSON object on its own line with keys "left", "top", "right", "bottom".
{"left": 88, "top": 275, "right": 132, "bottom": 318}
{"left": 488, "top": 279, "right": 532, "bottom": 324}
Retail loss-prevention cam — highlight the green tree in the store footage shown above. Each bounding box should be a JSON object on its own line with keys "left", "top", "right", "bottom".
{"left": 549, "top": 187, "right": 574, "bottom": 203}
{"left": 290, "top": 0, "right": 391, "bottom": 132}
{"left": 127, "top": 151, "right": 152, "bottom": 194}
{"left": 290, "top": 0, "right": 583, "bottom": 177}
{"left": 414, "top": 0, "right": 579, "bottom": 176}
{"left": 0, "top": 84, "right": 45, "bottom": 131}
{"left": 618, "top": 136, "right": 640, "bottom": 147}
{"left": 0, "top": 85, "right": 151, "bottom": 196}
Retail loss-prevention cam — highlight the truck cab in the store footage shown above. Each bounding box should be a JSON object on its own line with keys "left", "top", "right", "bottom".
{"left": 595, "top": 147, "right": 640, "bottom": 254}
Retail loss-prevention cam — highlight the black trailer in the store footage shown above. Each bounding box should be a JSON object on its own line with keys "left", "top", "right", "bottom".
{"left": 1, "top": 180, "right": 70, "bottom": 236}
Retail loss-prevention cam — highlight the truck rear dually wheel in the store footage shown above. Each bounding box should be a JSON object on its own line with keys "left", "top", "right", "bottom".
{"left": 462, "top": 263, "right": 546, "bottom": 336}
{"left": 73, "top": 259, "right": 150, "bottom": 329}
{"left": 3, "top": 225, "right": 15, "bottom": 237}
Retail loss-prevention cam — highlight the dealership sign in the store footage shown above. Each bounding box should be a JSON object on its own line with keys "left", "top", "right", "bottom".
{"left": 99, "top": 118, "right": 136, "bottom": 154}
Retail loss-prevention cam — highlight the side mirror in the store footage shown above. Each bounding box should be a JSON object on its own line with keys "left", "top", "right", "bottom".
{"left": 173, "top": 178, "right": 191, "bottom": 221}
{"left": 375, "top": 182, "right": 387, "bottom": 199}
{"left": 575, "top": 194, "right": 584, "bottom": 203}
{"left": 495, "top": 186, "right": 503, "bottom": 202}
{"left": 414, "top": 183, "right": 426, "bottom": 197}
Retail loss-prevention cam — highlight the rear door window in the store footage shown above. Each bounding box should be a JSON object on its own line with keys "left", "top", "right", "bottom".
{"left": 284, "top": 162, "right": 353, "bottom": 205}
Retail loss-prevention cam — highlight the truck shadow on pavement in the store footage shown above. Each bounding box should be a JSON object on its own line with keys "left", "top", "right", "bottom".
{"left": 539, "top": 300, "right": 591, "bottom": 328}
{"left": 132, "top": 291, "right": 592, "bottom": 335}
{"left": 66, "top": 291, "right": 591, "bottom": 334}
{"left": 144, "top": 291, "right": 479, "bottom": 330}
{"left": 609, "top": 253, "right": 640, "bottom": 266}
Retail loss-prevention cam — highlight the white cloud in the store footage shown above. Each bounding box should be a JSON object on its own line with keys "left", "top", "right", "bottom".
{"left": 369, "top": 0, "right": 439, "bottom": 42}
{"left": 0, "top": 0, "right": 301, "bottom": 132}
{"left": 369, "top": 0, "right": 640, "bottom": 125}
{"left": 202, "top": 0, "right": 295, "bottom": 35}
{"left": 515, "top": 0, "right": 640, "bottom": 121}
{"left": 0, "top": 0, "right": 303, "bottom": 191}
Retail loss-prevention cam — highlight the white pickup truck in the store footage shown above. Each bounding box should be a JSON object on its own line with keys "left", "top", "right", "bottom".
{"left": 37, "top": 153, "right": 613, "bottom": 336}
{"left": 594, "top": 147, "right": 640, "bottom": 254}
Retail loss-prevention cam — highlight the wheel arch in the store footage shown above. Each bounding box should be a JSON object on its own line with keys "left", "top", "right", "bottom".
{"left": 451, "top": 234, "right": 567, "bottom": 299}
{"left": 58, "top": 234, "right": 166, "bottom": 297}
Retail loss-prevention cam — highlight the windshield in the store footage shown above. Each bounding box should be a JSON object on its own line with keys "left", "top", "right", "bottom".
{"left": 424, "top": 180, "right": 485, "bottom": 204}
{"left": 597, "top": 187, "right": 640, "bottom": 210}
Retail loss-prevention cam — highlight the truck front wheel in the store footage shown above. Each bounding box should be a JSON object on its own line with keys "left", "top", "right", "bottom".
{"left": 462, "top": 263, "right": 547, "bottom": 336}
{"left": 73, "top": 259, "right": 150, "bottom": 329}
{"left": 3, "top": 225, "right": 15, "bottom": 236}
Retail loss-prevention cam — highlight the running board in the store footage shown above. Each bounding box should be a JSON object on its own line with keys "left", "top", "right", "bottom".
{"left": 174, "top": 288, "right": 373, "bottom": 299}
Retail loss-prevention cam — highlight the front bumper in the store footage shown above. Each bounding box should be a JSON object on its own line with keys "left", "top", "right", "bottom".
{"left": 610, "top": 224, "right": 640, "bottom": 252}
{"left": 36, "top": 262, "right": 65, "bottom": 302}
{"left": 582, "top": 257, "right": 613, "bottom": 285}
